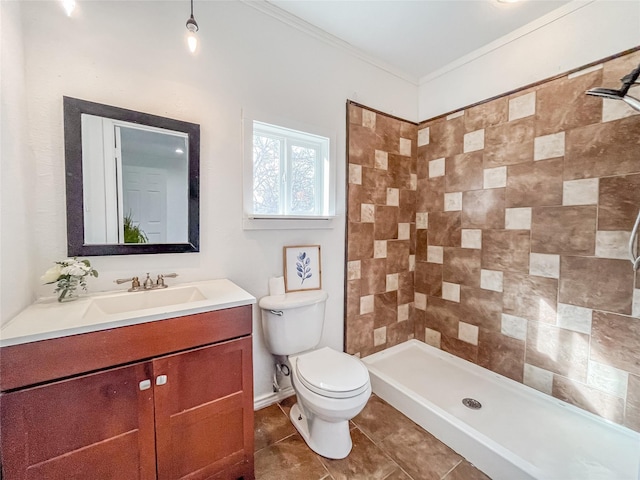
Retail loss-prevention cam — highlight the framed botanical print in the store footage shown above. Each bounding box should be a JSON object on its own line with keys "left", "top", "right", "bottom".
{"left": 283, "top": 245, "right": 322, "bottom": 292}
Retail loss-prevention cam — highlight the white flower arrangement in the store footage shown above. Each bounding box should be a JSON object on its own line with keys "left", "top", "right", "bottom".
{"left": 42, "top": 258, "right": 99, "bottom": 302}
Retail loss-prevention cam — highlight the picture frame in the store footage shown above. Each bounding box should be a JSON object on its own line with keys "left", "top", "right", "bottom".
{"left": 283, "top": 245, "right": 322, "bottom": 292}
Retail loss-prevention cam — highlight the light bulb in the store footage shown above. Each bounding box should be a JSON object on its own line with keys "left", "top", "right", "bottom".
{"left": 186, "top": 15, "right": 199, "bottom": 54}
{"left": 187, "top": 30, "right": 198, "bottom": 53}
{"left": 62, "top": 0, "right": 76, "bottom": 16}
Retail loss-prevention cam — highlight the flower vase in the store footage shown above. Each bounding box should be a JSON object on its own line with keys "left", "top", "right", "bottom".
{"left": 58, "top": 289, "right": 79, "bottom": 302}
{"left": 57, "top": 276, "right": 80, "bottom": 303}
{"left": 43, "top": 258, "right": 97, "bottom": 303}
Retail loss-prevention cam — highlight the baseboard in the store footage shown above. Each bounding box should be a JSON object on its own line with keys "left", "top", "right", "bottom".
{"left": 253, "top": 387, "right": 295, "bottom": 410}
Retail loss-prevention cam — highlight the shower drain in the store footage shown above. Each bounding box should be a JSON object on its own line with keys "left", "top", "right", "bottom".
{"left": 462, "top": 397, "right": 482, "bottom": 410}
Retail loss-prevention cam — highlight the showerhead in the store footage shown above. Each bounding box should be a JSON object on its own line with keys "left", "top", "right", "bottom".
{"left": 619, "top": 64, "right": 640, "bottom": 96}
{"left": 585, "top": 63, "right": 640, "bottom": 113}
{"left": 620, "top": 72, "right": 640, "bottom": 90}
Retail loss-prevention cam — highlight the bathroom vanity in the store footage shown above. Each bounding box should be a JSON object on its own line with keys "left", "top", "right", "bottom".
{"left": 0, "top": 279, "right": 255, "bottom": 480}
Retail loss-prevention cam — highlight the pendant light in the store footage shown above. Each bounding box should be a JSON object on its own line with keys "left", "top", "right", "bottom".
{"left": 186, "top": 0, "right": 199, "bottom": 53}
{"left": 62, "top": 0, "right": 76, "bottom": 16}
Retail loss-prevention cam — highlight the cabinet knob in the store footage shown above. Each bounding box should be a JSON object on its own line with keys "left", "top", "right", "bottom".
{"left": 156, "top": 375, "right": 168, "bottom": 386}
{"left": 139, "top": 379, "right": 151, "bottom": 391}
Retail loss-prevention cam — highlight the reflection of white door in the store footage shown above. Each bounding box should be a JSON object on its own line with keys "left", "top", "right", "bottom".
{"left": 122, "top": 166, "right": 167, "bottom": 243}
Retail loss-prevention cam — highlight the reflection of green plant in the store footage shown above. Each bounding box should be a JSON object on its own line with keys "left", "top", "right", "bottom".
{"left": 123, "top": 212, "right": 148, "bottom": 244}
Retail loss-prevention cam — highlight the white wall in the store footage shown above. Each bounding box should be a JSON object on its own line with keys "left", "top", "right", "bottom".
{"left": 1, "top": 2, "right": 37, "bottom": 324}
{"left": 418, "top": 0, "right": 640, "bottom": 120}
{"left": 14, "top": 1, "right": 417, "bottom": 401}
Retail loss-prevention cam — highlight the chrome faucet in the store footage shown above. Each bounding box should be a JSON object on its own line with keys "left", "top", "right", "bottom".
{"left": 114, "top": 276, "right": 141, "bottom": 292}
{"left": 156, "top": 273, "right": 178, "bottom": 288}
{"left": 115, "top": 273, "right": 178, "bottom": 291}
{"left": 142, "top": 273, "right": 154, "bottom": 289}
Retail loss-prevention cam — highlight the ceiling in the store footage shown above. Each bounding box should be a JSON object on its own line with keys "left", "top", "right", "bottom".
{"left": 266, "top": 0, "right": 573, "bottom": 81}
{"left": 120, "top": 127, "right": 188, "bottom": 162}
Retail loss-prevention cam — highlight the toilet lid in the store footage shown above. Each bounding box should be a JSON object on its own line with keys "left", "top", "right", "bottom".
{"left": 296, "top": 347, "right": 370, "bottom": 399}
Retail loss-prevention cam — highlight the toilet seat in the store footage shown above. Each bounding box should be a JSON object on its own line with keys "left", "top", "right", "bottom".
{"left": 295, "top": 347, "right": 370, "bottom": 399}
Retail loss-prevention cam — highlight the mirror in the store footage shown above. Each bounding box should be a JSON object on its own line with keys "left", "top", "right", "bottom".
{"left": 63, "top": 97, "right": 200, "bottom": 256}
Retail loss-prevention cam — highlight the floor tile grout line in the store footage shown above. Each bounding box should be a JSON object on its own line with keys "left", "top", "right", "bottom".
{"left": 351, "top": 424, "right": 416, "bottom": 480}
{"left": 314, "top": 453, "right": 334, "bottom": 480}
{"left": 277, "top": 399, "right": 293, "bottom": 418}
{"left": 265, "top": 398, "right": 340, "bottom": 480}
{"left": 368, "top": 440, "right": 417, "bottom": 480}
{"left": 439, "top": 459, "right": 463, "bottom": 480}
{"left": 381, "top": 465, "right": 415, "bottom": 480}
{"left": 254, "top": 430, "right": 300, "bottom": 454}
{"left": 359, "top": 400, "right": 481, "bottom": 478}
{"left": 252, "top": 398, "right": 297, "bottom": 454}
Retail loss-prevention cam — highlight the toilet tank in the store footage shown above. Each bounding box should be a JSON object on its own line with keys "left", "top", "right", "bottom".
{"left": 259, "top": 290, "right": 328, "bottom": 356}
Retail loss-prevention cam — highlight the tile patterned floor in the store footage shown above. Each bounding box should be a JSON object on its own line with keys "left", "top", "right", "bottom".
{"left": 254, "top": 394, "right": 491, "bottom": 480}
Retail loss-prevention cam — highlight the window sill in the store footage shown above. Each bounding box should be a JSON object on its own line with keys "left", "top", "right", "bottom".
{"left": 242, "top": 215, "right": 338, "bottom": 230}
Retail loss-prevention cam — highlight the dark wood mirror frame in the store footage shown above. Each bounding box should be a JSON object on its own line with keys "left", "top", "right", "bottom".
{"left": 63, "top": 96, "right": 200, "bottom": 256}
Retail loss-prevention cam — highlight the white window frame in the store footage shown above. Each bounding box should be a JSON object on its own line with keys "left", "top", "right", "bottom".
{"left": 242, "top": 110, "right": 336, "bottom": 230}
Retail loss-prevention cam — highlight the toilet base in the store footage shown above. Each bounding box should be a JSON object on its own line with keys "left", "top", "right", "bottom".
{"left": 289, "top": 402, "right": 352, "bottom": 459}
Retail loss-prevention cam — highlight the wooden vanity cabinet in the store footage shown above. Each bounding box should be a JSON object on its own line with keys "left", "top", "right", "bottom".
{"left": 154, "top": 337, "right": 253, "bottom": 480}
{"left": 0, "top": 306, "right": 254, "bottom": 480}
{"left": 1, "top": 361, "right": 157, "bottom": 479}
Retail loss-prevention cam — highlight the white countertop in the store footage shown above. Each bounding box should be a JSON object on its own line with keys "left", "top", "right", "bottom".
{"left": 0, "top": 279, "right": 256, "bottom": 347}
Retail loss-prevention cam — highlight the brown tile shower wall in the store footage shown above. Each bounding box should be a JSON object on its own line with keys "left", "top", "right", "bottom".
{"left": 346, "top": 105, "right": 418, "bottom": 357}
{"left": 346, "top": 49, "right": 640, "bottom": 432}
{"left": 414, "top": 50, "right": 640, "bottom": 432}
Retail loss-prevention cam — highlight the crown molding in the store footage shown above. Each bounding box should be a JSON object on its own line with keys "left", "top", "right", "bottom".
{"left": 241, "top": 0, "right": 597, "bottom": 89}
{"left": 418, "top": 0, "right": 595, "bottom": 86}
{"left": 240, "top": 0, "right": 420, "bottom": 86}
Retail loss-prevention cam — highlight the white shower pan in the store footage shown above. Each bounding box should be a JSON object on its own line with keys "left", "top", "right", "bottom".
{"left": 363, "top": 340, "right": 640, "bottom": 480}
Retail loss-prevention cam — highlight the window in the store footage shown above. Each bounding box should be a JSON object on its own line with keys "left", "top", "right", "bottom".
{"left": 243, "top": 116, "right": 335, "bottom": 229}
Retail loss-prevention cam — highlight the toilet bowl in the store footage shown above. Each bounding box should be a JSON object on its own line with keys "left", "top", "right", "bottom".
{"left": 289, "top": 347, "right": 371, "bottom": 459}
{"left": 259, "top": 289, "right": 371, "bottom": 459}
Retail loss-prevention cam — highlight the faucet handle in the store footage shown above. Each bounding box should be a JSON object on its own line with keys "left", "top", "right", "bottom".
{"left": 156, "top": 273, "right": 177, "bottom": 288}
{"left": 115, "top": 276, "right": 141, "bottom": 291}
{"left": 114, "top": 277, "right": 134, "bottom": 285}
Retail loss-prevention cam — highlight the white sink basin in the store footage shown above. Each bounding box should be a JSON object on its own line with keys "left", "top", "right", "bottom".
{"left": 84, "top": 286, "right": 207, "bottom": 319}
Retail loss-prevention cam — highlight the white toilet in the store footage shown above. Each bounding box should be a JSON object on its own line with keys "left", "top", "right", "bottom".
{"left": 259, "top": 290, "right": 371, "bottom": 459}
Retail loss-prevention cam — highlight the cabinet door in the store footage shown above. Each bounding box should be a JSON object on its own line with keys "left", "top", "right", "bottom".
{"left": 0, "top": 361, "right": 156, "bottom": 480}
{"left": 154, "top": 336, "right": 254, "bottom": 480}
